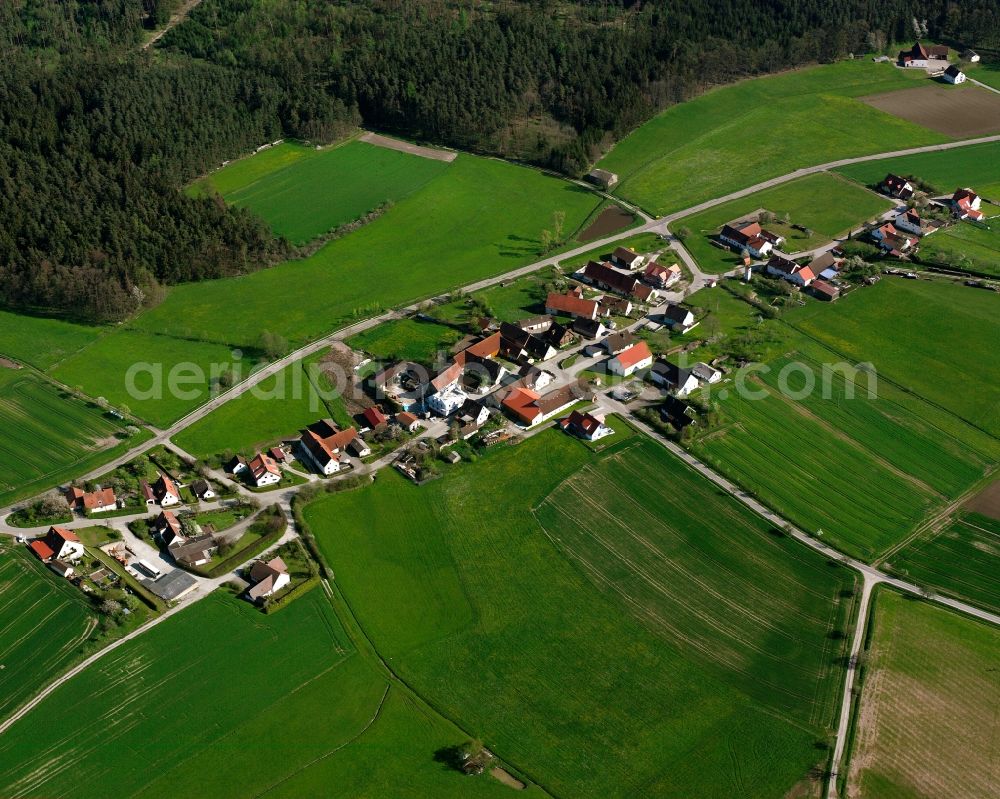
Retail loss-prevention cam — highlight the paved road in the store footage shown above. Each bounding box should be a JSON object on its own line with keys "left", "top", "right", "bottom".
{"left": 8, "top": 131, "right": 997, "bottom": 527}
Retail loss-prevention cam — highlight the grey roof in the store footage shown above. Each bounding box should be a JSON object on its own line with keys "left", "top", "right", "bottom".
{"left": 145, "top": 569, "right": 198, "bottom": 601}
{"left": 664, "top": 304, "right": 693, "bottom": 323}
{"left": 572, "top": 317, "right": 605, "bottom": 338}
{"left": 169, "top": 534, "right": 216, "bottom": 565}
{"left": 651, "top": 359, "right": 693, "bottom": 386}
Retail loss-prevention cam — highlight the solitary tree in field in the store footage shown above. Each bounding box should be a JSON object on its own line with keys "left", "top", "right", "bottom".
{"left": 552, "top": 210, "right": 565, "bottom": 244}
{"left": 674, "top": 226, "right": 691, "bottom": 242}
{"left": 539, "top": 229, "right": 553, "bottom": 254}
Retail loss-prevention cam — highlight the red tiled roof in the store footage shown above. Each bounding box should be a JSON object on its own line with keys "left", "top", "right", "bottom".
{"left": 362, "top": 406, "right": 387, "bottom": 427}
{"left": 502, "top": 386, "right": 542, "bottom": 423}
{"left": 156, "top": 473, "right": 180, "bottom": 500}
{"left": 546, "top": 291, "right": 599, "bottom": 319}
{"left": 613, "top": 341, "right": 652, "bottom": 369}
{"left": 464, "top": 331, "right": 502, "bottom": 359}
{"left": 396, "top": 411, "right": 419, "bottom": 427}
{"left": 29, "top": 540, "right": 55, "bottom": 560}
{"left": 797, "top": 267, "right": 816, "bottom": 283}
{"left": 562, "top": 410, "right": 604, "bottom": 436}
{"left": 431, "top": 361, "right": 463, "bottom": 392}
{"left": 49, "top": 526, "right": 79, "bottom": 543}
{"left": 810, "top": 279, "right": 839, "bottom": 298}
{"left": 82, "top": 487, "right": 116, "bottom": 510}
{"left": 158, "top": 510, "right": 181, "bottom": 534}
{"left": 644, "top": 262, "right": 678, "bottom": 278}
{"left": 249, "top": 452, "right": 280, "bottom": 481}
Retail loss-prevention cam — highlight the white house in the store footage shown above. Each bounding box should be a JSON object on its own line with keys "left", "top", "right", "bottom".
{"left": 190, "top": 479, "right": 216, "bottom": 500}
{"left": 943, "top": 65, "right": 967, "bottom": 84}
{"left": 894, "top": 209, "right": 934, "bottom": 237}
{"left": 248, "top": 452, "right": 282, "bottom": 487}
{"left": 718, "top": 221, "right": 781, "bottom": 259}
{"left": 348, "top": 437, "right": 372, "bottom": 458}
{"left": 560, "top": 410, "right": 613, "bottom": 441}
{"left": 299, "top": 420, "right": 358, "bottom": 475}
{"left": 663, "top": 304, "right": 698, "bottom": 333}
{"left": 608, "top": 341, "right": 653, "bottom": 377}
{"left": 248, "top": 557, "right": 291, "bottom": 603}
{"left": 46, "top": 527, "right": 85, "bottom": 562}
{"left": 880, "top": 173, "right": 914, "bottom": 200}
{"left": 951, "top": 188, "right": 984, "bottom": 221}
{"left": 427, "top": 384, "right": 468, "bottom": 416}
{"left": 395, "top": 411, "right": 421, "bottom": 433}
{"left": 649, "top": 361, "right": 700, "bottom": 397}
{"left": 766, "top": 255, "right": 817, "bottom": 286}
{"left": 643, "top": 262, "right": 681, "bottom": 289}
{"left": 66, "top": 486, "right": 117, "bottom": 514}
{"left": 692, "top": 362, "right": 723, "bottom": 384}
{"left": 612, "top": 247, "right": 645, "bottom": 271}
{"left": 154, "top": 474, "right": 181, "bottom": 507}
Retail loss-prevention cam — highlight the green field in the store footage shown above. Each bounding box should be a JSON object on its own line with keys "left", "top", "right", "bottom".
{"left": 347, "top": 318, "right": 462, "bottom": 365}
{"left": 967, "top": 59, "right": 1000, "bottom": 91}
{"left": 0, "top": 310, "right": 103, "bottom": 371}
{"left": 41, "top": 154, "right": 599, "bottom": 427}
{"left": 786, "top": 278, "right": 1000, "bottom": 435}
{"left": 203, "top": 140, "right": 450, "bottom": 244}
{"left": 191, "top": 141, "right": 318, "bottom": 197}
{"left": 0, "top": 369, "right": 150, "bottom": 507}
{"left": 675, "top": 173, "right": 894, "bottom": 273}
{"left": 846, "top": 590, "right": 1000, "bottom": 799}
{"left": 598, "top": 61, "right": 946, "bottom": 215}
{"left": 132, "top": 154, "right": 600, "bottom": 348}
{"left": 304, "top": 432, "right": 855, "bottom": 798}
{"left": 885, "top": 512, "right": 1000, "bottom": 613}
{"left": 171, "top": 349, "right": 353, "bottom": 461}
{"left": 688, "top": 307, "right": 999, "bottom": 559}
{"left": 835, "top": 140, "right": 1000, "bottom": 198}
{"left": 0, "top": 547, "right": 96, "bottom": 721}
{"left": 917, "top": 219, "right": 1000, "bottom": 277}
{"left": 51, "top": 330, "right": 244, "bottom": 428}
{"left": 0, "top": 590, "right": 522, "bottom": 799}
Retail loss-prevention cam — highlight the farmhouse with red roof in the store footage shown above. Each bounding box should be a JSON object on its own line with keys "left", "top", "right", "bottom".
{"left": 560, "top": 410, "right": 613, "bottom": 441}
{"left": 951, "top": 188, "right": 984, "bottom": 221}
{"left": 608, "top": 341, "right": 653, "bottom": 377}
{"left": 29, "top": 526, "right": 85, "bottom": 563}
{"left": 545, "top": 290, "right": 600, "bottom": 320}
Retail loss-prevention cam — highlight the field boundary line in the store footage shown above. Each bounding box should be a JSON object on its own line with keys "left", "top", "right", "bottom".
{"left": 249, "top": 682, "right": 392, "bottom": 798}
{"left": 319, "top": 574, "right": 559, "bottom": 798}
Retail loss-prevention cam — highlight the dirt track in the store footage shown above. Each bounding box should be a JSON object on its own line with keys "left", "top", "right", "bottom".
{"left": 359, "top": 132, "right": 457, "bottom": 162}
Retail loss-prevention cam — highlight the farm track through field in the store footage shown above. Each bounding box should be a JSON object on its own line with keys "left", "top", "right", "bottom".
{"left": 874, "top": 474, "right": 1000, "bottom": 568}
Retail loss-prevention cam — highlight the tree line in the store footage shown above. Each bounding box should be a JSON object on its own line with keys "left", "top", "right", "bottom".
{"left": 0, "top": 0, "right": 995, "bottom": 320}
